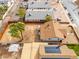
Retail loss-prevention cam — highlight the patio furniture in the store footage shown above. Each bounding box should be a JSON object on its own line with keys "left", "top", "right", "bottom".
{"left": 8, "top": 44, "right": 20, "bottom": 52}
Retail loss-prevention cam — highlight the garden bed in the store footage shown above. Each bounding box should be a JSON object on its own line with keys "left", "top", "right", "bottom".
{"left": 67, "top": 44, "right": 79, "bottom": 56}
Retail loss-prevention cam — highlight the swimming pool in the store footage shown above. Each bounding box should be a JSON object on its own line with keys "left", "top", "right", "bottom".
{"left": 45, "top": 46, "right": 61, "bottom": 53}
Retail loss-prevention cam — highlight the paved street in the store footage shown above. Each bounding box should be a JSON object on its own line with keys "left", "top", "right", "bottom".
{"left": 61, "top": 0, "right": 79, "bottom": 27}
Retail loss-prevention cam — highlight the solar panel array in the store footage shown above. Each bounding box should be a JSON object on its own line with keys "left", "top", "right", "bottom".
{"left": 25, "top": 0, "right": 53, "bottom": 21}
{"left": 28, "top": 1, "right": 51, "bottom": 9}
{"left": 25, "top": 9, "right": 53, "bottom": 21}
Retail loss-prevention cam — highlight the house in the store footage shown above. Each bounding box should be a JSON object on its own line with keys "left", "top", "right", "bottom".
{"left": 25, "top": 0, "right": 53, "bottom": 22}
{"left": 27, "top": 1, "right": 51, "bottom": 9}
{"left": 25, "top": 9, "right": 53, "bottom": 22}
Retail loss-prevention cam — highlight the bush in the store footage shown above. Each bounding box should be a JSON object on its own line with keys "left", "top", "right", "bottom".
{"left": 45, "top": 15, "right": 52, "bottom": 22}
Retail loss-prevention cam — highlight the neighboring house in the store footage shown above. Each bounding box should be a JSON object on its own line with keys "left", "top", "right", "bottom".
{"left": 40, "top": 21, "right": 64, "bottom": 42}
{"left": 25, "top": 9, "right": 53, "bottom": 22}
{"left": 27, "top": 1, "right": 51, "bottom": 9}
{"left": 25, "top": 0, "right": 53, "bottom": 22}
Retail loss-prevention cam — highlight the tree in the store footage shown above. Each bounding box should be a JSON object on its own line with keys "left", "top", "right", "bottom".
{"left": 18, "top": 7, "right": 26, "bottom": 18}
{"left": 9, "top": 22, "right": 25, "bottom": 42}
{"left": 45, "top": 15, "right": 52, "bottom": 22}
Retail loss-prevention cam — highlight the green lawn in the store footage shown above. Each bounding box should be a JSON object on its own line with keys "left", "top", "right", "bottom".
{"left": 17, "top": 7, "right": 26, "bottom": 18}
{"left": 67, "top": 44, "right": 79, "bottom": 56}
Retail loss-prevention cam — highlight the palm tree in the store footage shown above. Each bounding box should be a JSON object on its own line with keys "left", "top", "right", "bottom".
{"left": 45, "top": 15, "right": 52, "bottom": 22}
{"left": 16, "top": 22, "right": 25, "bottom": 41}
{"left": 9, "top": 22, "right": 25, "bottom": 42}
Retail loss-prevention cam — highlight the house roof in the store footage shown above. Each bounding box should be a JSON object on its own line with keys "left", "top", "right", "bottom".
{"left": 28, "top": 0, "right": 52, "bottom": 2}
{"left": 28, "top": 1, "right": 51, "bottom": 9}
{"left": 25, "top": 9, "right": 53, "bottom": 21}
{"left": 40, "top": 21, "right": 64, "bottom": 39}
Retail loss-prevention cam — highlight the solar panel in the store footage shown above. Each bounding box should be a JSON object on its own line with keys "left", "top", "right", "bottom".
{"left": 28, "top": 1, "right": 51, "bottom": 9}
{"left": 25, "top": 9, "right": 53, "bottom": 20}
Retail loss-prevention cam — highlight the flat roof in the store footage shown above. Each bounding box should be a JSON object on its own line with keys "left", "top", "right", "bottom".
{"left": 28, "top": 1, "right": 51, "bottom": 9}
{"left": 40, "top": 21, "right": 64, "bottom": 40}
{"left": 25, "top": 9, "right": 53, "bottom": 21}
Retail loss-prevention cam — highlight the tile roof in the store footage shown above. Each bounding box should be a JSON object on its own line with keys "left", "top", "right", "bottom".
{"left": 40, "top": 21, "right": 64, "bottom": 40}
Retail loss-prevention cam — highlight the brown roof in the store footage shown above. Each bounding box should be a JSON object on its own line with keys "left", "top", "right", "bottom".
{"left": 40, "top": 21, "right": 64, "bottom": 39}
{"left": 75, "top": 0, "right": 79, "bottom": 6}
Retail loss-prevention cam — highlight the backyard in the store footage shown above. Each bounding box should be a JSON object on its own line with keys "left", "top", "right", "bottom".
{"left": 67, "top": 44, "right": 79, "bottom": 56}
{"left": 0, "top": 22, "right": 42, "bottom": 44}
